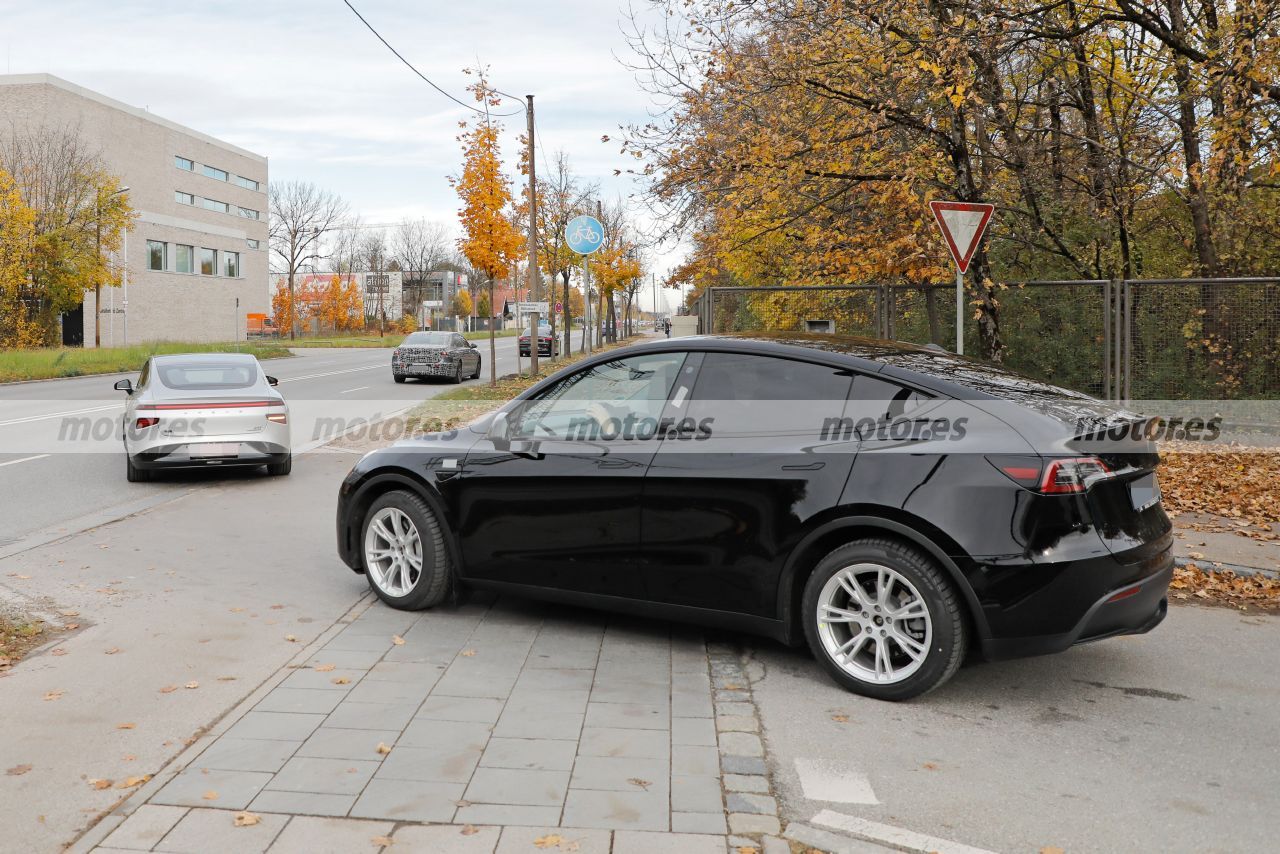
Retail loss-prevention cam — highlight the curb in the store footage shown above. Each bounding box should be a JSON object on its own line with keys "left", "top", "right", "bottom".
{"left": 1174, "top": 555, "right": 1279, "bottom": 580}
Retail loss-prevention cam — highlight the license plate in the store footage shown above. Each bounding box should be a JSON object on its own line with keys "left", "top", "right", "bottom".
{"left": 1130, "top": 473, "right": 1160, "bottom": 511}
{"left": 190, "top": 443, "right": 239, "bottom": 458}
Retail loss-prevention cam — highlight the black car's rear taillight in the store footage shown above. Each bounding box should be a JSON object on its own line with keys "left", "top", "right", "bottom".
{"left": 986, "top": 455, "right": 1111, "bottom": 494}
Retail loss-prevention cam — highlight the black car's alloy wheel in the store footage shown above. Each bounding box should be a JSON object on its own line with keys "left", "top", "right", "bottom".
{"left": 361, "top": 490, "right": 451, "bottom": 609}
{"left": 802, "top": 538, "right": 967, "bottom": 701}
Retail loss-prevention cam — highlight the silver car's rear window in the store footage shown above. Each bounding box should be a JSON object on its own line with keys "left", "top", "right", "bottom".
{"left": 404, "top": 332, "right": 453, "bottom": 346}
{"left": 156, "top": 362, "right": 258, "bottom": 390}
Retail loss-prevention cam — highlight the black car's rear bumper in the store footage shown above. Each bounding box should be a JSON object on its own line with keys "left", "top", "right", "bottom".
{"left": 978, "top": 549, "right": 1173, "bottom": 660}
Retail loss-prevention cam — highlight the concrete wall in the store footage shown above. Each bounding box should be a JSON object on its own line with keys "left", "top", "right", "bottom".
{"left": 0, "top": 74, "right": 269, "bottom": 346}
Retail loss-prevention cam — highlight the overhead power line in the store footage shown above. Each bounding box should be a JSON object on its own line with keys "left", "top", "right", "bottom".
{"left": 341, "top": 0, "right": 521, "bottom": 118}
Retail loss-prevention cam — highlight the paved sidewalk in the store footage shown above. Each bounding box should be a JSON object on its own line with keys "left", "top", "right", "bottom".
{"left": 82, "top": 593, "right": 793, "bottom": 853}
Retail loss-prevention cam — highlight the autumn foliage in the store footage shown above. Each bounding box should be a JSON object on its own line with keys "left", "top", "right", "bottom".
{"left": 623, "top": 0, "right": 1280, "bottom": 361}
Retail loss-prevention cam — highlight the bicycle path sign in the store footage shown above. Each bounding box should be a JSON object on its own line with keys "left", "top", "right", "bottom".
{"left": 566, "top": 215, "right": 605, "bottom": 255}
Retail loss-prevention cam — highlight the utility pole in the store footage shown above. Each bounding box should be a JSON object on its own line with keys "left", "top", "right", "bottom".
{"left": 94, "top": 191, "right": 102, "bottom": 349}
{"left": 525, "top": 95, "right": 541, "bottom": 375}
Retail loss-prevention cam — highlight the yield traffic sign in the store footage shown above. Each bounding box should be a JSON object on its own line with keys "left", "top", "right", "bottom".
{"left": 928, "top": 201, "right": 995, "bottom": 274}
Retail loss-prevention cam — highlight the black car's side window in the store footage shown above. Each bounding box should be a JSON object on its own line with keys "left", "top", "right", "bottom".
{"left": 515, "top": 351, "right": 688, "bottom": 439}
{"left": 453, "top": 335, "right": 467, "bottom": 348}
{"left": 846, "top": 374, "right": 936, "bottom": 439}
{"left": 684, "top": 353, "right": 854, "bottom": 438}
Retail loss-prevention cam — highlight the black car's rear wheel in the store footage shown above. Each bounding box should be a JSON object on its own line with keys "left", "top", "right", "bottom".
{"left": 393, "top": 373, "right": 406, "bottom": 384}
{"left": 361, "top": 490, "right": 451, "bottom": 610}
{"left": 802, "top": 538, "right": 966, "bottom": 701}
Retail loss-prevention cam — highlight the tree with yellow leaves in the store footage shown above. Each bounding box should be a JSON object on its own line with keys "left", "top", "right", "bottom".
{"left": 451, "top": 70, "right": 524, "bottom": 384}
{"left": 0, "top": 167, "right": 39, "bottom": 348}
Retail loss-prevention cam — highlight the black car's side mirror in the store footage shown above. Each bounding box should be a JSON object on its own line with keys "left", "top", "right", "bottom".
{"left": 265, "top": 376, "right": 279, "bottom": 386}
{"left": 113, "top": 379, "right": 133, "bottom": 394}
{"left": 488, "top": 412, "right": 512, "bottom": 447}
{"left": 469, "top": 341, "right": 477, "bottom": 349}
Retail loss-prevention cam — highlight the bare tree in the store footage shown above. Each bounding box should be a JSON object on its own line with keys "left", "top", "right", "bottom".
{"left": 269, "top": 181, "right": 348, "bottom": 339}
{"left": 362, "top": 231, "right": 391, "bottom": 336}
{"left": 394, "top": 219, "right": 452, "bottom": 322}
{"left": 535, "top": 151, "right": 597, "bottom": 355}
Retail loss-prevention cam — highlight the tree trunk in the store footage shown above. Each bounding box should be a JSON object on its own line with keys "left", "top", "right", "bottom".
{"left": 488, "top": 277, "right": 497, "bottom": 385}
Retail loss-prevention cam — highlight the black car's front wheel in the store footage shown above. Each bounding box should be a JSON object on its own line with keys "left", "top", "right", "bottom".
{"left": 361, "top": 490, "right": 451, "bottom": 610}
{"left": 802, "top": 538, "right": 966, "bottom": 701}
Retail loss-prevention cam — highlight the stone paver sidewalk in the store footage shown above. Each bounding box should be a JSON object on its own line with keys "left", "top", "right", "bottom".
{"left": 81, "top": 593, "right": 789, "bottom": 853}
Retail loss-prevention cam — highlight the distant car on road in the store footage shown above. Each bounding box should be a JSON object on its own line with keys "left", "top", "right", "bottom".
{"left": 335, "top": 333, "right": 1173, "bottom": 700}
{"left": 114, "top": 353, "right": 290, "bottom": 482}
{"left": 392, "top": 331, "right": 481, "bottom": 384}
{"left": 519, "top": 323, "right": 560, "bottom": 358}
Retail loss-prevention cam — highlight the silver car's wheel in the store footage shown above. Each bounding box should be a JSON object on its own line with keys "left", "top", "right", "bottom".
{"left": 815, "top": 562, "right": 933, "bottom": 686}
{"left": 364, "top": 507, "right": 423, "bottom": 597}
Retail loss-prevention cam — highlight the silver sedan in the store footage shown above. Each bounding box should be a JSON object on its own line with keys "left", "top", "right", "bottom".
{"left": 113, "top": 353, "right": 291, "bottom": 482}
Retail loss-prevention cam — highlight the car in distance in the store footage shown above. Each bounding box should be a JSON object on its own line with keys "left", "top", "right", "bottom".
{"left": 336, "top": 333, "right": 1173, "bottom": 700}
{"left": 392, "top": 331, "right": 481, "bottom": 384}
{"left": 114, "top": 353, "right": 290, "bottom": 482}
{"left": 518, "top": 323, "right": 560, "bottom": 357}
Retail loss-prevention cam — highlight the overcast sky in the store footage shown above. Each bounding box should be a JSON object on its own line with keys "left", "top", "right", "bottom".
{"left": 4, "top": 0, "right": 681, "bottom": 307}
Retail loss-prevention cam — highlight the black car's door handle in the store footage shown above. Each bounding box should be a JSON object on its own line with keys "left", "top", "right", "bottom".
{"left": 782, "top": 462, "right": 825, "bottom": 471}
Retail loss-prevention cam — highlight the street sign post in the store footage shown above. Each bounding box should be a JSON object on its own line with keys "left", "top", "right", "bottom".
{"left": 928, "top": 200, "right": 995, "bottom": 356}
{"left": 567, "top": 215, "right": 605, "bottom": 353}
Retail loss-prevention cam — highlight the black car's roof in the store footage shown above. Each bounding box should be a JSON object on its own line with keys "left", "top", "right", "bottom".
{"left": 628, "top": 332, "right": 1111, "bottom": 415}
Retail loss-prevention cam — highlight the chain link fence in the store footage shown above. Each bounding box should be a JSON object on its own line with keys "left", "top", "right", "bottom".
{"left": 692, "top": 278, "right": 1280, "bottom": 400}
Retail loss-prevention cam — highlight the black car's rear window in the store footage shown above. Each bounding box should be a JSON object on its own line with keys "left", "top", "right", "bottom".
{"left": 155, "top": 362, "right": 258, "bottom": 390}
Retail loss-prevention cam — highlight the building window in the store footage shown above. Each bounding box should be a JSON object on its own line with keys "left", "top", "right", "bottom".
{"left": 201, "top": 164, "right": 228, "bottom": 181}
{"left": 246, "top": 238, "right": 260, "bottom": 250}
{"left": 223, "top": 251, "right": 240, "bottom": 278}
{"left": 199, "top": 248, "right": 216, "bottom": 276}
{"left": 200, "top": 197, "right": 229, "bottom": 213}
{"left": 233, "top": 175, "right": 259, "bottom": 191}
{"left": 175, "top": 191, "right": 194, "bottom": 206}
{"left": 176, "top": 244, "right": 194, "bottom": 273}
{"left": 146, "top": 240, "right": 167, "bottom": 271}
{"left": 175, "top": 156, "right": 194, "bottom": 171}
{"left": 237, "top": 206, "right": 259, "bottom": 221}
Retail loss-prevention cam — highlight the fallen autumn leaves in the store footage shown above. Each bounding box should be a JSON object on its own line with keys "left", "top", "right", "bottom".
{"left": 1172, "top": 563, "right": 1280, "bottom": 612}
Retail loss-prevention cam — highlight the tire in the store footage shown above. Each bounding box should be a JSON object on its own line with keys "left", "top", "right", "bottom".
{"left": 393, "top": 373, "right": 406, "bottom": 384}
{"left": 470, "top": 357, "right": 482, "bottom": 379}
{"left": 266, "top": 454, "right": 292, "bottom": 476}
{"left": 451, "top": 363, "right": 463, "bottom": 384}
{"left": 801, "top": 538, "right": 967, "bottom": 701}
{"left": 125, "top": 454, "right": 150, "bottom": 483}
{"left": 361, "top": 490, "right": 452, "bottom": 610}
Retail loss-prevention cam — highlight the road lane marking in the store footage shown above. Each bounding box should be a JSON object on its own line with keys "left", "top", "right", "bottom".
{"left": 0, "top": 404, "right": 120, "bottom": 428}
{"left": 795, "top": 758, "right": 880, "bottom": 804}
{"left": 0, "top": 454, "right": 51, "bottom": 468}
{"left": 278, "top": 364, "right": 385, "bottom": 383}
{"left": 810, "top": 810, "right": 997, "bottom": 854}
{"left": 339, "top": 386, "right": 370, "bottom": 394}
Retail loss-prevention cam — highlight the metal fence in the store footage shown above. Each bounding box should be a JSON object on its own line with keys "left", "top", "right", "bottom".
{"left": 691, "top": 278, "right": 1280, "bottom": 400}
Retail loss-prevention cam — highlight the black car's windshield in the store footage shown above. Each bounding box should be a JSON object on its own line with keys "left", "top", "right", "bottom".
{"left": 155, "top": 361, "right": 259, "bottom": 390}
{"left": 403, "top": 332, "right": 453, "bottom": 347}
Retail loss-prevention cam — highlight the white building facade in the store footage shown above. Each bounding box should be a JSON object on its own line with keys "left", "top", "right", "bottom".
{"left": 0, "top": 74, "right": 269, "bottom": 346}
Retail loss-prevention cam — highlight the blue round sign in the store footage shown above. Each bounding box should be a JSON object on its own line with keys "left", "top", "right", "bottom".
{"left": 566, "top": 215, "right": 605, "bottom": 255}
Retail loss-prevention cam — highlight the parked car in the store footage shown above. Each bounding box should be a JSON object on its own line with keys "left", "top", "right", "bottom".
{"left": 114, "top": 353, "right": 290, "bottom": 482}
{"left": 392, "top": 331, "right": 481, "bottom": 383}
{"left": 335, "top": 333, "right": 1173, "bottom": 700}
{"left": 518, "top": 323, "right": 560, "bottom": 357}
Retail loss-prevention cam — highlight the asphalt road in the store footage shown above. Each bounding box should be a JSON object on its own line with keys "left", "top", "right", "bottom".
{"left": 749, "top": 604, "right": 1280, "bottom": 853}
{"left": 0, "top": 337, "right": 542, "bottom": 547}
